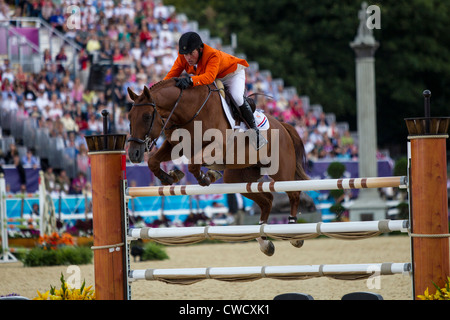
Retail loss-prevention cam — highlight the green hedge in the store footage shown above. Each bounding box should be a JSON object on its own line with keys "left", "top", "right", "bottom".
{"left": 23, "top": 246, "right": 93, "bottom": 267}
{"left": 142, "top": 242, "right": 169, "bottom": 261}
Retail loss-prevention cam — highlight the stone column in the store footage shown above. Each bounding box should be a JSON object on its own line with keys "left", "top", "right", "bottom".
{"left": 350, "top": 1, "right": 379, "bottom": 181}
{"left": 348, "top": 2, "right": 383, "bottom": 220}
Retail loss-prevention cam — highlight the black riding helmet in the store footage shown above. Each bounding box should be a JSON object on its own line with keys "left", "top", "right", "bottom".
{"left": 179, "top": 32, "right": 203, "bottom": 54}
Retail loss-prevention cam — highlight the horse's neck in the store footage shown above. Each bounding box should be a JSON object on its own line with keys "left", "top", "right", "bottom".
{"left": 153, "top": 83, "right": 229, "bottom": 131}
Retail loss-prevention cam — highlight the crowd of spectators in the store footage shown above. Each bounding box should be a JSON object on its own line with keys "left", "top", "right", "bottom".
{"left": 0, "top": 0, "right": 362, "bottom": 196}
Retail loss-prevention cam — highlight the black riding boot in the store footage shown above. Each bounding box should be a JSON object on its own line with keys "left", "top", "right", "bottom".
{"left": 239, "top": 100, "right": 267, "bottom": 150}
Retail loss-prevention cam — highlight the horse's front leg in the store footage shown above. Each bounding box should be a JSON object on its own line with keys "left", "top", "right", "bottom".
{"left": 148, "top": 141, "right": 184, "bottom": 185}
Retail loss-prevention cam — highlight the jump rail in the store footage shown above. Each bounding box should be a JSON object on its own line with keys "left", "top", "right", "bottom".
{"left": 129, "top": 220, "right": 408, "bottom": 245}
{"left": 129, "top": 263, "right": 411, "bottom": 284}
{"left": 127, "top": 176, "right": 407, "bottom": 198}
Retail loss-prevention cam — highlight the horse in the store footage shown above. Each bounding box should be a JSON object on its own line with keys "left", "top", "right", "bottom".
{"left": 127, "top": 79, "right": 310, "bottom": 256}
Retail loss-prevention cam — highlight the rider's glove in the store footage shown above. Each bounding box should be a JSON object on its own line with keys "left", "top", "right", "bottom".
{"left": 175, "top": 76, "right": 193, "bottom": 90}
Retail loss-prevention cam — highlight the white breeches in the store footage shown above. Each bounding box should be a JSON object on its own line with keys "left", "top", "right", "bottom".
{"left": 219, "top": 68, "right": 246, "bottom": 106}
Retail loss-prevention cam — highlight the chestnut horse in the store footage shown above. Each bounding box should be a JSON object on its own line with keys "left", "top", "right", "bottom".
{"left": 127, "top": 79, "right": 309, "bottom": 256}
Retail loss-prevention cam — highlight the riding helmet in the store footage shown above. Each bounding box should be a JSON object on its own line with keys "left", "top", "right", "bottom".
{"left": 178, "top": 32, "right": 203, "bottom": 54}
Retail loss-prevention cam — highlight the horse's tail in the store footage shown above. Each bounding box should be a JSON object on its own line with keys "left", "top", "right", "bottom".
{"left": 280, "top": 122, "right": 310, "bottom": 181}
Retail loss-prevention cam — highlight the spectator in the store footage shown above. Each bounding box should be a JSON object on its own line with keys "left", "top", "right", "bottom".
{"left": 316, "top": 118, "right": 329, "bottom": 135}
{"left": 2, "top": 93, "right": 18, "bottom": 112}
{"left": 54, "top": 46, "right": 68, "bottom": 74}
{"left": 153, "top": 1, "right": 169, "bottom": 22}
{"left": 75, "top": 24, "right": 90, "bottom": 48}
{"left": 87, "top": 113, "right": 102, "bottom": 134}
{"left": 75, "top": 114, "right": 89, "bottom": 133}
{"left": 47, "top": 101, "right": 64, "bottom": 120}
{"left": 304, "top": 110, "right": 317, "bottom": 129}
{"left": 309, "top": 127, "right": 324, "bottom": 146}
{"left": 35, "top": 88, "right": 50, "bottom": 111}
{"left": 0, "top": 58, "right": 9, "bottom": 72}
{"left": 4, "top": 143, "right": 19, "bottom": 164}
{"left": 61, "top": 111, "right": 79, "bottom": 133}
{"left": 78, "top": 49, "right": 90, "bottom": 87}
{"left": 43, "top": 49, "right": 52, "bottom": 71}
{"left": 13, "top": 154, "right": 27, "bottom": 192}
{"left": 86, "top": 32, "right": 102, "bottom": 54}
{"left": 71, "top": 77, "right": 84, "bottom": 103}
{"left": 112, "top": 47, "right": 124, "bottom": 62}
{"left": 1, "top": 78, "right": 14, "bottom": 99}
{"left": 27, "top": 0, "right": 41, "bottom": 18}
{"left": 29, "top": 105, "right": 42, "bottom": 125}
{"left": 16, "top": 101, "right": 29, "bottom": 118}
{"left": 49, "top": 7, "right": 65, "bottom": 32}
{"left": 2, "top": 67, "right": 15, "bottom": 84}
{"left": 56, "top": 169, "right": 71, "bottom": 196}
{"left": 21, "top": 148, "right": 40, "bottom": 168}
{"left": 45, "top": 64, "right": 61, "bottom": 84}
{"left": 14, "top": 65, "right": 27, "bottom": 86}
{"left": 44, "top": 166, "right": 56, "bottom": 193}
{"left": 71, "top": 171, "right": 87, "bottom": 194}
{"left": 340, "top": 129, "right": 354, "bottom": 147}
{"left": 41, "top": 0, "right": 53, "bottom": 22}
{"left": 76, "top": 143, "right": 89, "bottom": 175}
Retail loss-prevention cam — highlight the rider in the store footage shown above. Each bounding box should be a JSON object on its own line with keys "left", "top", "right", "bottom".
{"left": 163, "top": 31, "right": 267, "bottom": 149}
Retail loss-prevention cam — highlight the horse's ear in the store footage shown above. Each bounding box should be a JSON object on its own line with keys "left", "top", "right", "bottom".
{"left": 127, "top": 87, "right": 137, "bottom": 101}
{"left": 143, "top": 86, "right": 151, "bottom": 100}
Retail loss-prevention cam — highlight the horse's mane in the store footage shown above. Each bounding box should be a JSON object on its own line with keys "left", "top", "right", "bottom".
{"left": 149, "top": 78, "right": 175, "bottom": 92}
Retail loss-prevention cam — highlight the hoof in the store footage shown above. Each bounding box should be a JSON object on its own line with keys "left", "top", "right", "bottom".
{"left": 197, "top": 172, "right": 211, "bottom": 186}
{"left": 169, "top": 169, "right": 185, "bottom": 183}
{"left": 290, "top": 239, "right": 304, "bottom": 248}
{"left": 206, "top": 170, "right": 223, "bottom": 183}
{"left": 259, "top": 240, "right": 275, "bottom": 256}
{"left": 158, "top": 172, "right": 174, "bottom": 185}
{"left": 199, "top": 176, "right": 211, "bottom": 186}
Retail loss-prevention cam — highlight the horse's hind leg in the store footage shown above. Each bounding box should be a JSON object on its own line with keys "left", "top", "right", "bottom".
{"left": 242, "top": 191, "right": 275, "bottom": 256}
{"left": 223, "top": 168, "right": 275, "bottom": 256}
{"left": 287, "top": 191, "right": 304, "bottom": 248}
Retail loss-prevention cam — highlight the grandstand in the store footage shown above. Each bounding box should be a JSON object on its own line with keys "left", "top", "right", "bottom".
{"left": 0, "top": 0, "right": 374, "bottom": 198}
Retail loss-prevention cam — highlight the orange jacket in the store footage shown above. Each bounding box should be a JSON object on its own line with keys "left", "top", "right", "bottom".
{"left": 164, "top": 44, "right": 249, "bottom": 86}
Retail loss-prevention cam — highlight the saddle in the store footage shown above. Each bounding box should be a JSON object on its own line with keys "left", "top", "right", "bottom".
{"left": 214, "top": 80, "right": 256, "bottom": 127}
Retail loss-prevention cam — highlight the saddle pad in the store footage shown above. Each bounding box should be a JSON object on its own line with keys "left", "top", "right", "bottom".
{"left": 220, "top": 94, "right": 270, "bottom": 132}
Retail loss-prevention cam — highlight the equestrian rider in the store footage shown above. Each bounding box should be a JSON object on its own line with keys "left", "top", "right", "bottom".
{"left": 164, "top": 31, "right": 267, "bottom": 149}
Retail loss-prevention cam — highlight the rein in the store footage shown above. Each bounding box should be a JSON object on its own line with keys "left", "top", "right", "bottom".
{"left": 166, "top": 84, "right": 218, "bottom": 130}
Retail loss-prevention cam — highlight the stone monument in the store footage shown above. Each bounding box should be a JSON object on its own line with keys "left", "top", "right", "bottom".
{"left": 348, "top": 2, "right": 385, "bottom": 221}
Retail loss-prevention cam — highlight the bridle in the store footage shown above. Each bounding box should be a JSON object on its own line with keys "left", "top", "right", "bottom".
{"left": 127, "top": 84, "right": 220, "bottom": 153}
{"left": 127, "top": 101, "right": 158, "bottom": 152}
{"left": 127, "top": 87, "right": 185, "bottom": 153}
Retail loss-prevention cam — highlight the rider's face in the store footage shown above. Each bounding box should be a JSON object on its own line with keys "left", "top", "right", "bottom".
{"left": 183, "top": 48, "right": 200, "bottom": 66}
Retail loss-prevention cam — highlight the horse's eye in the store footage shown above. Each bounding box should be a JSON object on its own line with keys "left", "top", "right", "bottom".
{"left": 143, "top": 113, "right": 152, "bottom": 122}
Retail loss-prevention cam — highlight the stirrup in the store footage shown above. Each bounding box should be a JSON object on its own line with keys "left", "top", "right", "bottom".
{"left": 249, "top": 129, "right": 268, "bottom": 151}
